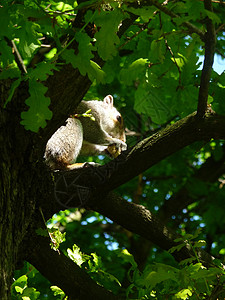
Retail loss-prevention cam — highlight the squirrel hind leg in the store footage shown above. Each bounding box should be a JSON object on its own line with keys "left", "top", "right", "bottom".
{"left": 66, "top": 163, "right": 86, "bottom": 170}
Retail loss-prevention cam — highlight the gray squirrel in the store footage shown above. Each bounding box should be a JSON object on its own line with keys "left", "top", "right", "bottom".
{"left": 44, "top": 95, "right": 127, "bottom": 170}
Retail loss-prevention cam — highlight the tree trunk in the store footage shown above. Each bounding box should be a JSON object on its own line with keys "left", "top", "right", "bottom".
{"left": 0, "top": 85, "right": 32, "bottom": 298}
{"left": 0, "top": 67, "right": 92, "bottom": 298}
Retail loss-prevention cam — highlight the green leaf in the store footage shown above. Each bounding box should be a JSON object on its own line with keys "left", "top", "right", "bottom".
{"left": 185, "top": 0, "right": 203, "bottom": 21}
{"left": 89, "top": 60, "right": 106, "bottom": 83}
{"left": 176, "top": 84, "right": 198, "bottom": 115}
{"left": 27, "top": 61, "right": 58, "bottom": 81}
{"left": 91, "top": 252, "right": 100, "bottom": 268}
{"left": 50, "top": 286, "right": 66, "bottom": 298}
{"left": 0, "top": 40, "right": 15, "bottom": 68}
{"left": 134, "top": 83, "right": 171, "bottom": 124}
{"left": 179, "top": 257, "right": 196, "bottom": 265}
{"left": 61, "top": 32, "right": 94, "bottom": 75}
{"left": 16, "top": 22, "right": 42, "bottom": 58}
{"left": 49, "top": 228, "right": 66, "bottom": 251}
{"left": 138, "top": 265, "right": 177, "bottom": 289}
{"left": 16, "top": 4, "right": 47, "bottom": 22}
{"left": 175, "top": 288, "right": 192, "bottom": 299}
{"left": 15, "top": 286, "right": 23, "bottom": 294}
{"left": 21, "top": 287, "right": 40, "bottom": 300}
{"left": 13, "top": 275, "right": 27, "bottom": 287}
{"left": 94, "top": 8, "right": 124, "bottom": 60}
{"left": 35, "top": 228, "right": 48, "bottom": 237}
{"left": 190, "top": 267, "right": 223, "bottom": 280}
{"left": 205, "top": 10, "right": 221, "bottom": 25}
{"left": 220, "top": 248, "right": 225, "bottom": 255}
{"left": 169, "top": 243, "right": 186, "bottom": 254}
{"left": 171, "top": 53, "right": 187, "bottom": 70}
{"left": 61, "top": 31, "right": 105, "bottom": 83}
{"left": 0, "top": 5, "right": 14, "bottom": 39}
{"left": 187, "top": 262, "right": 202, "bottom": 274}
{"left": 100, "top": 270, "right": 121, "bottom": 287}
{"left": 194, "top": 240, "right": 206, "bottom": 248}
{"left": 125, "top": 6, "right": 156, "bottom": 22}
{"left": 67, "top": 244, "right": 90, "bottom": 266}
{"left": 150, "top": 35, "right": 166, "bottom": 63}
{"left": 20, "top": 79, "right": 52, "bottom": 132}
{"left": 0, "top": 67, "right": 21, "bottom": 80}
{"left": 119, "top": 249, "right": 138, "bottom": 268}
{"left": 11, "top": 275, "right": 27, "bottom": 295}
{"left": 120, "top": 58, "right": 149, "bottom": 85}
{"left": 4, "top": 78, "right": 21, "bottom": 108}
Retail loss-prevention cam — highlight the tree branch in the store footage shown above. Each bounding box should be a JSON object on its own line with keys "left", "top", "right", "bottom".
{"left": 99, "top": 112, "right": 225, "bottom": 192}
{"left": 43, "top": 112, "right": 225, "bottom": 267}
{"left": 50, "top": 112, "right": 225, "bottom": 213}
{"left": 197, "top": 0, "right": 216, "bottom": 116}
{"left": 123, "top": 147, "right": 225, "bottom": 270}
{"left": 89, "top": 192, "right": 215, "bottom": 267}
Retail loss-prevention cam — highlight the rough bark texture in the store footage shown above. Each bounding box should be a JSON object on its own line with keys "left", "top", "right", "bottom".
{"left": 0, "top": 66, "right": 92, "bottom": 298}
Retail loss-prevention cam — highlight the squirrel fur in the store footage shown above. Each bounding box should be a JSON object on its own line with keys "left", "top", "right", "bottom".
{"left": 44, "top": 95, "right": 127, "bottom": 170}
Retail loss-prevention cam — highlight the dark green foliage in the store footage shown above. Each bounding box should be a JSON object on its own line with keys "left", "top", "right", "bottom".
{"left": 1, "top": 0, "right": 225, "bottom": 299}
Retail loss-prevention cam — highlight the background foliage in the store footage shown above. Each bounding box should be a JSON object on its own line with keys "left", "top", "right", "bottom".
{"left": 1, "top": 0, "right": 225, "bottom": 299}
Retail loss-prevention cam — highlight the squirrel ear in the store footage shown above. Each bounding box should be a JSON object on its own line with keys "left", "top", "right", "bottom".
{"left": 103, "top": 95, "right": 114, "bottom": 107}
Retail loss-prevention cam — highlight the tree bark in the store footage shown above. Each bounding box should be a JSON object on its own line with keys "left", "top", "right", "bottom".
{"left": 0, "top": 64, "right": 92, "bottom": 298}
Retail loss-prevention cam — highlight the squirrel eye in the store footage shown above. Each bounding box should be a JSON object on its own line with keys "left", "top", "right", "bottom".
{"left": 116, "top": 115, "right": 122, "bottom": 123}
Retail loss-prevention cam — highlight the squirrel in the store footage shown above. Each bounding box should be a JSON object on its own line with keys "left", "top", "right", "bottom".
{"left": 44, "top": 95, "right": 127, "bottom": 170}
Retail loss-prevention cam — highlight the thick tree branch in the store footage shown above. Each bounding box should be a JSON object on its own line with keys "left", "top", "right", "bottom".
{"left": 43, "top": 112, "right": 225, "bottom": 268}
{"left": 99, "top": 112, "right": 225, "bottom": 192}
{"left": 124, "top": 149, "right": 225, "bottom": 270}
{"left": 28, "top": 235, "right": 119, "bottom": 300}
{"left": 197, "top": 0, "right": 216, "bottom": 116}
{"left": 89, "top": 192, "right": 215, "bottom": 267}
{"left": 50, "top": 112, "right": 225, "bottom": 212}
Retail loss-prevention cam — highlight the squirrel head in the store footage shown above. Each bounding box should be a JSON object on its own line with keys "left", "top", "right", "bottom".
{"left": 102, "top": 95, "right": 126, "bottom": 143}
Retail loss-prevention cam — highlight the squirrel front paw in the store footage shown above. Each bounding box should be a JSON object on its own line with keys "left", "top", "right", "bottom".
{"left": 107, "top": 141, "right": 127, "bottom": 158}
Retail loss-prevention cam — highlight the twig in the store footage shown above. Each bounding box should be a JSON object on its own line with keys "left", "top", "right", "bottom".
{"left": 165, "top": 39, "right": 182, "bottom": 86}
{"left": 118, "top": 5, "right": 159, "bottom": 50}
{"left": 10, "top": 39, "right": 27, "bottom": 74}
{"left": 216, "top": 48, "right": 225, "bottom": 59}
{"left": 45, "top": 9, "right": 77, "bottom": 16}
{"left": 118, "top": 24, "right": 147, "bottom": 50}
{"left": 216, "top": 23, "right": 225, "bottom": 34}
{"left": 197, "top": 0, "right": 216, "bottom": 117}
{"left": 199, "top": 0, "right": 225, "bottom": 5}
{"left": 146, "top": 0, "right": 205, "bottom": 40}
